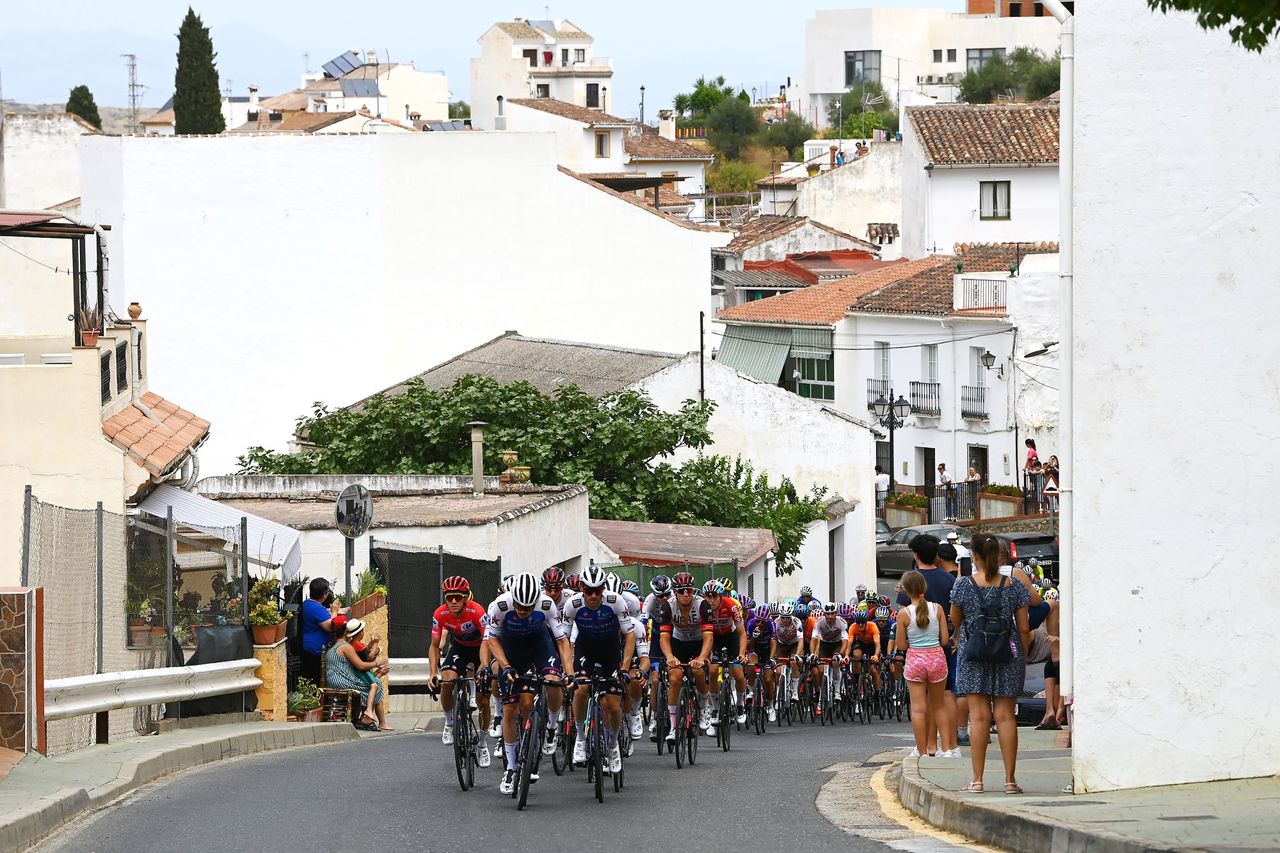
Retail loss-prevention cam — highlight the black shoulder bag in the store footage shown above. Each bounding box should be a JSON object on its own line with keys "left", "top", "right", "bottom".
{"left": 963, "top": 577, "right": 1012, "bottom": 663}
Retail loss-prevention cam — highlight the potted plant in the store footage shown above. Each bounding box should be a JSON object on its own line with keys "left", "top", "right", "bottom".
{"left": 248, "top": 577, "right": 287, "bottom": 644}
{"left": 287, "top": 677, "right": 323, "bottom": 722}
{"left": 78, "top": 305, "right": 102, "bottom": 347}
{"left": 126, "top": 598, "right": 150, "bottom": 646}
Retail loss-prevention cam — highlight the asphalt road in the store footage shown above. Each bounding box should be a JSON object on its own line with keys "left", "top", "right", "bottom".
{"left": 43, "top": 713, "right": 918, "bottom": 853}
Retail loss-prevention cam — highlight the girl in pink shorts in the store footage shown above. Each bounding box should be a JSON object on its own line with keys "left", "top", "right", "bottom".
{"left": 896, "top": 570, "right": 956, "bottom": 758}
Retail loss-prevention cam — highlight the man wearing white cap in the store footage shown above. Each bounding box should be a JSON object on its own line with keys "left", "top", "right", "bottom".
{"left": 946, "top": 531, "right": 971, "bottom": 576}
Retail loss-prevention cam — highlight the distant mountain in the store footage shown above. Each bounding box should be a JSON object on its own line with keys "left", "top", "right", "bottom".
{"left": 2, "top": 100, "right": 148, "bottom": 135}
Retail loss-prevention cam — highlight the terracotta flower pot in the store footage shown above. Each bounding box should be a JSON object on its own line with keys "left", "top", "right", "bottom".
{"left": 128, "top": 302, "right": 142, "bottom": 320}
{"left": 302, "top": 708, "right": 323, "bottom": 723}
{"left": 81, "top": 330, "right": 100, "bottom": 347}
{"left": 128, "top": 625, "right": 151, "bottom": 647}
{"left": 273, "top": 620, "right": 288, "bottom": 643}
{"left": 252, "top": 624, "right": 277, "bottom": 645}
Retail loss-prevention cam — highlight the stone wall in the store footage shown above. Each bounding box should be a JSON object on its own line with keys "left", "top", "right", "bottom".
{"left": 252, "top": 639, "right": 287, "bottom": 721}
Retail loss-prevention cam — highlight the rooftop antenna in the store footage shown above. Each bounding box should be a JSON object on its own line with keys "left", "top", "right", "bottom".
{"left": 121, "top": 54, "right": 142, "bottom": 134}
{"left": 303, "top": 52, "right": 310, "bottom": 73}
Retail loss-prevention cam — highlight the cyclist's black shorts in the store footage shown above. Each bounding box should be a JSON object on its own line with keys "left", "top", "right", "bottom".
{"left": 575, "top": 638, "right": 624, "bottom": 696}
{"left": 441, "top": 642, "right": 490, "bottom": 693}
{"left": 669, "top": 636, "right": 705, "bottom": 665}
{"left": 851, "top": 640, "right": 878, "bottom": 659}
{"left": 499, "top": 644, "right": 560, "bottom": 705}
{"left": 776, "top": 641, "right": 800, "bottom": 660}
{"left": 710, "top": 632, "right": 741, "bottom": 663}
{"left": 818, "top": 640, "right": 843, "bottom": 659}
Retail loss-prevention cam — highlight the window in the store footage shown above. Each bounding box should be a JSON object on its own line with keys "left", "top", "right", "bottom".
{"left": 535, "top": 83, "right": 550, "bottom": 98}
{"left": 522, "top": 48, "right": 538, "bottom": 67}
{"left": 595, "top": 131, "right": 610, "bottom": 158}
{"left": 574, "top": 48, "right": 585, "bottom": 63}
{"left": 1034, "top": 2, "right": 1045, "bottom": 15}
{"left": 561, "top": 48, "right": 569, "bottom": 66}
{"left": 875, "top": 340, "right": 890, "bottom": 381}
{"left": 100, "top": 352, "right": 112, "bottom": 404}
{"left": 662, "top": 170, "right": 678, "bottom": 192}
{"left": 713, "top": 255, "right": 726, "bottom": 271}
{"left": 967, "top": 48, "right": 1006, "bottom": 73}
{"left": 876, "top": 441, "right": 892, "bottom": 476}
{"left": 844, "top": 50, "right": 881, "bottom": 85}
{"left": 135, "top": 332, "right": 144, "bottom": 380}
{"left": 979, "top": 180, "right": 1011, "bottom": 219}
{"left": 933, "top": 49, "right": 943, "bottom": 63}
{"left": 922, "top": 344, "right": 939, "bottom": 383}
{"left": 116, "top": 342, "right": 128, "bottom": 392}
{"left": 586, "top": 83, "right": 600, "bottom": 108}
{"left": 796, "top": 357, "right": 835, "bottom": 401}
{"left": 1009, "top": 2, "right": 1023, "bottom": 15}
{"left": 947, "top": 48, "right": 957, "bottom": 62}
{"left": 970, "top": 346, "right": 990, "bottom": 389}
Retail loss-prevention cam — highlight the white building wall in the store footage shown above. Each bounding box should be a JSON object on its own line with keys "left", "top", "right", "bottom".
{"left": 836, "top": 312, "right": 1017, "bottom": 487}
{"left": 786, "top": 143, "right": 903, "bottom": 259}
{"left": 1073, "top": 0, "right": 1280, "bottom": 792}
{"left": 471, "top": 29, "right": 534, "bottom": 129}
{"left": 1005, "top": 253, "right": 1059, "bottom": 454}
{"left": 921, "top": 166, "right": 1058, "bottom": 255}
{"left": 901, "top": 125, "right": 932, "bottom": 258}
{"left": 382, "top": 65, "right": 450, "bottom": 122}
{"left": 79, "top": 132, "right": 729, "bottom": 475}
{"left": 495, "top": 491, "right": 589, "bottom": 574}
{"left": 0, "top": 113, "right": 93, "bottom": 209}
{"left": 503, "top": 103, "right": 627, "bottom": 171}
{"left": 625, "top": 159, "right": 708, "bottom": 220}
{"left": 634, "top": 357, "right": 877, "bottom": 593}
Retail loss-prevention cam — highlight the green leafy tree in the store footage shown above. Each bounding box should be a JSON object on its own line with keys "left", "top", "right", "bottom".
{"left": 959, "top": 47, "right": 1060, "bottom": 104}
{"left": 173, "top": 7, "right": 225, "bottom": 135}
{"left": 707, "top": 96, "right": 760, "bottom": 161}
{"left": 706, "top": 160, "right": 764, "bottom": 193}
{"left": 825, "top": 80, "right": 897, "bottom": 134}
{"left": 1148, "top": 0, "right": 1280, "bottom": 51}
{"left": 66, "top": 85, "right": 102, "bottom": 129}
{"left": 841, "top": 111, "right": 887, "bottom": 139}
{"left": 448, "top": 100, "right": 470, "bottom": 119}
{"left": 672, "top": 93, "right": 692, "bottom": 118}
{"left": 237, "top": 375, "right": 826, "bottom": 572}
{"left": 758, "top": 113, "right": 815, "bottom": 160}
{"left": 682, "top": 75, "right": 736, "bottom": 118}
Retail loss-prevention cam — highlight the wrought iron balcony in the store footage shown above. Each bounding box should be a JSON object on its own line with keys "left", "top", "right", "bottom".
{"left": 867, "top": 377, "right": 889, "bottom": 410}
{"left": 909, "top": 381, "right": 941, "bottom": 417}
{"left": 961, "top": 385, "right": 988, "bottom": 420}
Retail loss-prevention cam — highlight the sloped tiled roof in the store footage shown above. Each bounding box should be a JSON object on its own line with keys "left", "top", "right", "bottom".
{"left": 346, "top": 332, "right": 683, "bottom": 407}
{"left": 907, "top": 104, "right": 1059, "bottom": 166}
{"left": 721, "top": 215, "right": 878, "bottom": 254}
{"left": 854, "top": 242, "right": 1058, "bottom": 316}
{"left": 226, "top": 111, "right": 359, "bottom": 134}
{"left": 260, "top": 90, "right": 309, "bottom": 111}
{"left": 624, "top": 127, "right": 713, "bottom": 161}
{"left": 102, "top": 392, "right": 210, "bottom": 476}
{"left": 508, "top": 98, "right": 633, "bottom": 127}
{"left": 560, "top": 166, "right": 723, "bottom": 232}
{"left": 495, "top": 20, "right": 544, "bottom": 39}
{"left": 642, "top": 186, "right": 694, "bottom": 210}
{"left": 718, "top": 257, "right": 952, "bottom": 326}
{"left": 591, "top": 519, "right": 776, "bottom": 567}
{"left": 713, "top": 268, "right": 809, "bottom": 291}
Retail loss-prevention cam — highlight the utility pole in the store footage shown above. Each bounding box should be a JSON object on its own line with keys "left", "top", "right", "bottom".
{"left": 121, "top": 54, "right": 142, "bottom": 133}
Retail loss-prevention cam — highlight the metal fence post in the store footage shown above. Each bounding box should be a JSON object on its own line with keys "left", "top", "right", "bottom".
{"left": 20, "top": 485, "right": 32, "bottom": 587}
{"left": 95, "top": 502, "right": 104, "bottom": 674}
{"left": 165, "top": 507, "right": 175, "bottom": 669}
{"left": 240, "top": 517, "right": 250, "bottom": 626}
{"left": 437, "top": 545, "right": 444, "bottom": 600}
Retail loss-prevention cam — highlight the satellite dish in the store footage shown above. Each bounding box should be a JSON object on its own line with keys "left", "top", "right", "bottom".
{"left": 336, "top": 484, "right": 373, "bottom": 539}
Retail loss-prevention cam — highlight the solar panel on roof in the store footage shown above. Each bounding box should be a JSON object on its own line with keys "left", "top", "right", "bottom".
{"left": 321, "top": 50, "right": 362, "bottom": 79}
{"left": 340, "top": 78, "right": 381, "bottom": 98}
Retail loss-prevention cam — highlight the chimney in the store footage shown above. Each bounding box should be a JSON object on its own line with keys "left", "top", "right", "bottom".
{"left": 830, "top": 145, "right": 838, "bottom": 168}
{"left": 658, "top": 109, "right": 675, "bottom": 141}
{"left": 248, "top": 84, "right": 260, "bottom": 112}
{"left": 467, "top": 421, "right": 487, "bottom": 496}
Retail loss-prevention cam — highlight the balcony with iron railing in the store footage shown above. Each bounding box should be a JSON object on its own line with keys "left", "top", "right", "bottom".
{"left": 909, "top": 381, "right": 942, "bottom": 417}
{"left": 866, "top": 377, "right": 890, "bottom": 410}
{"left": 955, "top": 275, "right": 1008, "bottom": 311}
{"left": 961, "top": 385, "right": 988, "bottom": 420}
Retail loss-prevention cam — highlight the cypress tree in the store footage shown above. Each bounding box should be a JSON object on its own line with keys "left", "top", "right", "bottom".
{"left": 173, "top": 7, "right": 225, "bottom": 135}
{"left": 66, "top": 85, "right": 103, "bottom": 129}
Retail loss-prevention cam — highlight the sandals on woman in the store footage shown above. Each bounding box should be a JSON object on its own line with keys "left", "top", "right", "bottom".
{"left": 960, "top": 781, "right": 985, "bottom": 793}
{"left": 1005, "top": 782, "right": 1023, "bottom": 795}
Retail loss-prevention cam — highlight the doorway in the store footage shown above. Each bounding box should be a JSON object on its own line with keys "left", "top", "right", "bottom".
{"left": 917, "top": 446, "right": 936, "bottom": 490}
{"left": 967, "top": 445, "right": 989, "bottom": 483}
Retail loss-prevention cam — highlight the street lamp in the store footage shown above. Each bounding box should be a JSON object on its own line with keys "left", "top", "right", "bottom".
{"left": 872, "top": 392, "right": 912, "bottom": 496}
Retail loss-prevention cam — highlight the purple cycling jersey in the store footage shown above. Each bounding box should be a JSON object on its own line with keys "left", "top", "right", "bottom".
{"left": 745, "top": 616, "right": 774, "bottom": 649}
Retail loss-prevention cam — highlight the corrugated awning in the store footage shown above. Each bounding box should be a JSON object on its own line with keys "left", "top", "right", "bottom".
{"left": 717, "top": 324, "right": 790, "bottom": 384}
{"left": 138, "top": 484, "right": 303, "bottom": 582}
{"left": 0, "top": 212, "right": 58, "bottom": 231}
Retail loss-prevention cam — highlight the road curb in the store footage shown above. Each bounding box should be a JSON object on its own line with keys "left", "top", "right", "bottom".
{"left": 2, "top": 723, "right": 357, "bottom": 852}
{"left": 895, "top": 755, "right": 1164, "bottom": 853}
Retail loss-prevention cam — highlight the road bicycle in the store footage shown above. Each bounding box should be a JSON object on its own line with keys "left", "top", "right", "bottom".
{"left": 670, "top": 661, "right": 701, "bottom": 769}
{"left": 709, "top": 649, "right": 737, "bottom": 751}
{"left": 576, "top": 664, "right": 628, "bottom": 801}
{"left": 652, "top": 661, "right": 671, "bottom": 755}
{"left": 431, "top": 671, "right": 481, "bottom": 792}
{"left": 504, "top": 670, "right": 555, "bottom": 810}
{"left": 552, "top": 683, "right": 575, "bottom": 775}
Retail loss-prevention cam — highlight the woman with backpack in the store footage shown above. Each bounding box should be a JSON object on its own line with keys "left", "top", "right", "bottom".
{"left": 950, "top": 533, "right": 1031, "bottom": 794}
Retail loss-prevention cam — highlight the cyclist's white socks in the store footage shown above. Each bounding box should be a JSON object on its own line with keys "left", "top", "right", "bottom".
{"left": 504, "top": 742, "right": 517, "bottom": 767}
{"left": 444, "top": 708, "right": 455, "bottom": 725}
{"left": 668, "top": 705, "right": 678, "bottom": 727}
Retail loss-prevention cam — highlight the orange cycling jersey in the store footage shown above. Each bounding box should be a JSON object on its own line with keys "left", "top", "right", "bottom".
{"left": 708, "top": 596, "right": 744, "bottom": 636}
{"left": 847, "top": 622, "right": 880, "bottom": 647}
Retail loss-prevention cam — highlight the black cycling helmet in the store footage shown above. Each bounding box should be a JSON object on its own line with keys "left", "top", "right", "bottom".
{"left": 650, "top": 574, "right": 672, "bottom": 595}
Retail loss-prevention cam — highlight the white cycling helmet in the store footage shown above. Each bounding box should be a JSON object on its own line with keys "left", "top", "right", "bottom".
{"left": 604, "top": 571, "right": 621, "bottom": 593}
{"left": 578, "top": 564, "right": 608, "bottom": 590}
{"left": 510, "top": 573, "right": 541, "bottom": 608}
{"left": 777, "top": 602, "right": 795, "bottom": 618}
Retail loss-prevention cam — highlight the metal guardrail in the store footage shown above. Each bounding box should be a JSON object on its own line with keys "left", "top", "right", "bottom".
{"left": 388, "top": 658, "right": 431, "bottom": 686}
{"left": 45, "top": 659, "right": 262, "bottom": 722}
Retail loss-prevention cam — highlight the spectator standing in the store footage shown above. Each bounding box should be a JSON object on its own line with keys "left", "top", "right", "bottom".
{"left": 896, "top": 534, "right": 958, "bottom": 755}
{"left": 938, "top": 463, "right": 957, "bottom": 521}
{"left": 897, "top": 569, "right": 955, "bottom": 758}
{"left": 946, "top": 531, "right": 972, "bottom": 576}
{"left": 1024, "top": 439, "right": 1041, "bottom": 510}
{"left": 937, "top": 542, "right": 961, "bottom": 578}
{"left": 874, "top": 464, "right": 890, "bottom": 516}
{"left": 300, "top": 578, "right": 337, "bottom": 684}
{"left": 950, "top": 533, "right": 1031, "bottom": 794}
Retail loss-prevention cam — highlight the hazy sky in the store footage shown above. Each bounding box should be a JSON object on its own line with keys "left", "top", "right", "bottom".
{"left": 0, "top": 0, "right": 960, "bottom": 117}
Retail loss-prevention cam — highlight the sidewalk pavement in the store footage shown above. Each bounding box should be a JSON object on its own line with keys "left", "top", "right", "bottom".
{"left": 896, "top": 727, "right": 1280, "bottom": 852}
{"left": 0, "top": 711, "right": 442, "bottom": 852}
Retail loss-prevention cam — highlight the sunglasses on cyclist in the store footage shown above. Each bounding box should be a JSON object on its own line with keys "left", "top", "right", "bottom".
{"left": 444, "top": 594, "right": 466, "bottom": 603}
{"left": 582, "top": 585, "right": 605, "bottom": 594}
{"left": 675, "top": 587, "right": 695, "bottom": 594}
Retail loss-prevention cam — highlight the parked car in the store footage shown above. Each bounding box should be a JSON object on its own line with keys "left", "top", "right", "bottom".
{"left": 998, "top": 531, "right": 1059, "bottom": 583}
{"left": 875, "top": 517, "right": 892, "bottom": 545}
{"left": 876, "top": 524, "right": 969, "bottom": 576}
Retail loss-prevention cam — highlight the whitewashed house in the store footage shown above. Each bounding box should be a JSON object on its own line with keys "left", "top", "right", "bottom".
{"left": 901, "top": 102, "right": 1059, "bottom": 257}
{"left": 715, "top": 244, "right": 1056, "bottom": 496}
{"left": 713, "top": 216, "right": 881, "bottom": 309}
{"left": 349, "top": 332, "right": 883, "bottom": 599}
{"left": 471, "top": 18, "right": 612, "bottom": 130}
{"left": 798, "top": 3, "right": 1060, "bottom": 129}
{"left": 502, "top": 99, "right": 714, "bottom": 218}
{"left": 0, "top": 112, "right": 97, "bottom": 208}
{"left": 79, "top": 131, "right": 729, "bottom": 475}
{"left": 757, "top": 141, "right": 904, "bottom": 259}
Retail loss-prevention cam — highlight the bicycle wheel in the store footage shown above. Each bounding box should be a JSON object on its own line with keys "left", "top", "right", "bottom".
{"left": 895, "top": 680, "right": 906, "bottom": 722}
{"left": 686, "top": 702, "right": 699, "bottom": 765}
{"left": 453, "top": 712, "right": 470, "bottom": 792}
{"left": 591, "top": 707, "right": 605, "bottom": 803}
{"left": 674, "top": 702, "right": 686, "bottom": 768}
{"left": 517, "top": 711, "right": 539, "bottom": 810}
{"left": 613, "top": 726, "right": 623, "bottom": 793}
{"left": 720, "top": 688, "right": 733, "bottom": 752}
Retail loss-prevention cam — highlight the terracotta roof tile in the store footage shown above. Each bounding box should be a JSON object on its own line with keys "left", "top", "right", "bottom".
{"left": 907, "top": 103, "right": 1059, "bottom": 166}
{"left": 717, "top": 257, "right": 952, "bottom": 326}
{"left": 854, "top": 242, "right": 1058, "bottom": 316}
{"left": 721, "top": 215, "right": 878, "bottom": 254}
{"left": 624, "top": 127, "right": 712, "bottom": 161}
{"left": 102, "top": 392, "right": 210, "bottom": 476}
{"left": 590, "top": 519, "right": 776, "bottom": 566}
{"left": 507, "top": 98, "right": 632, "bottom": 127}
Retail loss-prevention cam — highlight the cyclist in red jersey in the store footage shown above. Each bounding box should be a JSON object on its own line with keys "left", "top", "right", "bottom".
{"left": 702, "top": 579, "right": 748, "bottom": 728}
{"left": 428, "top": 576, "right": 493, "bottom": 766}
